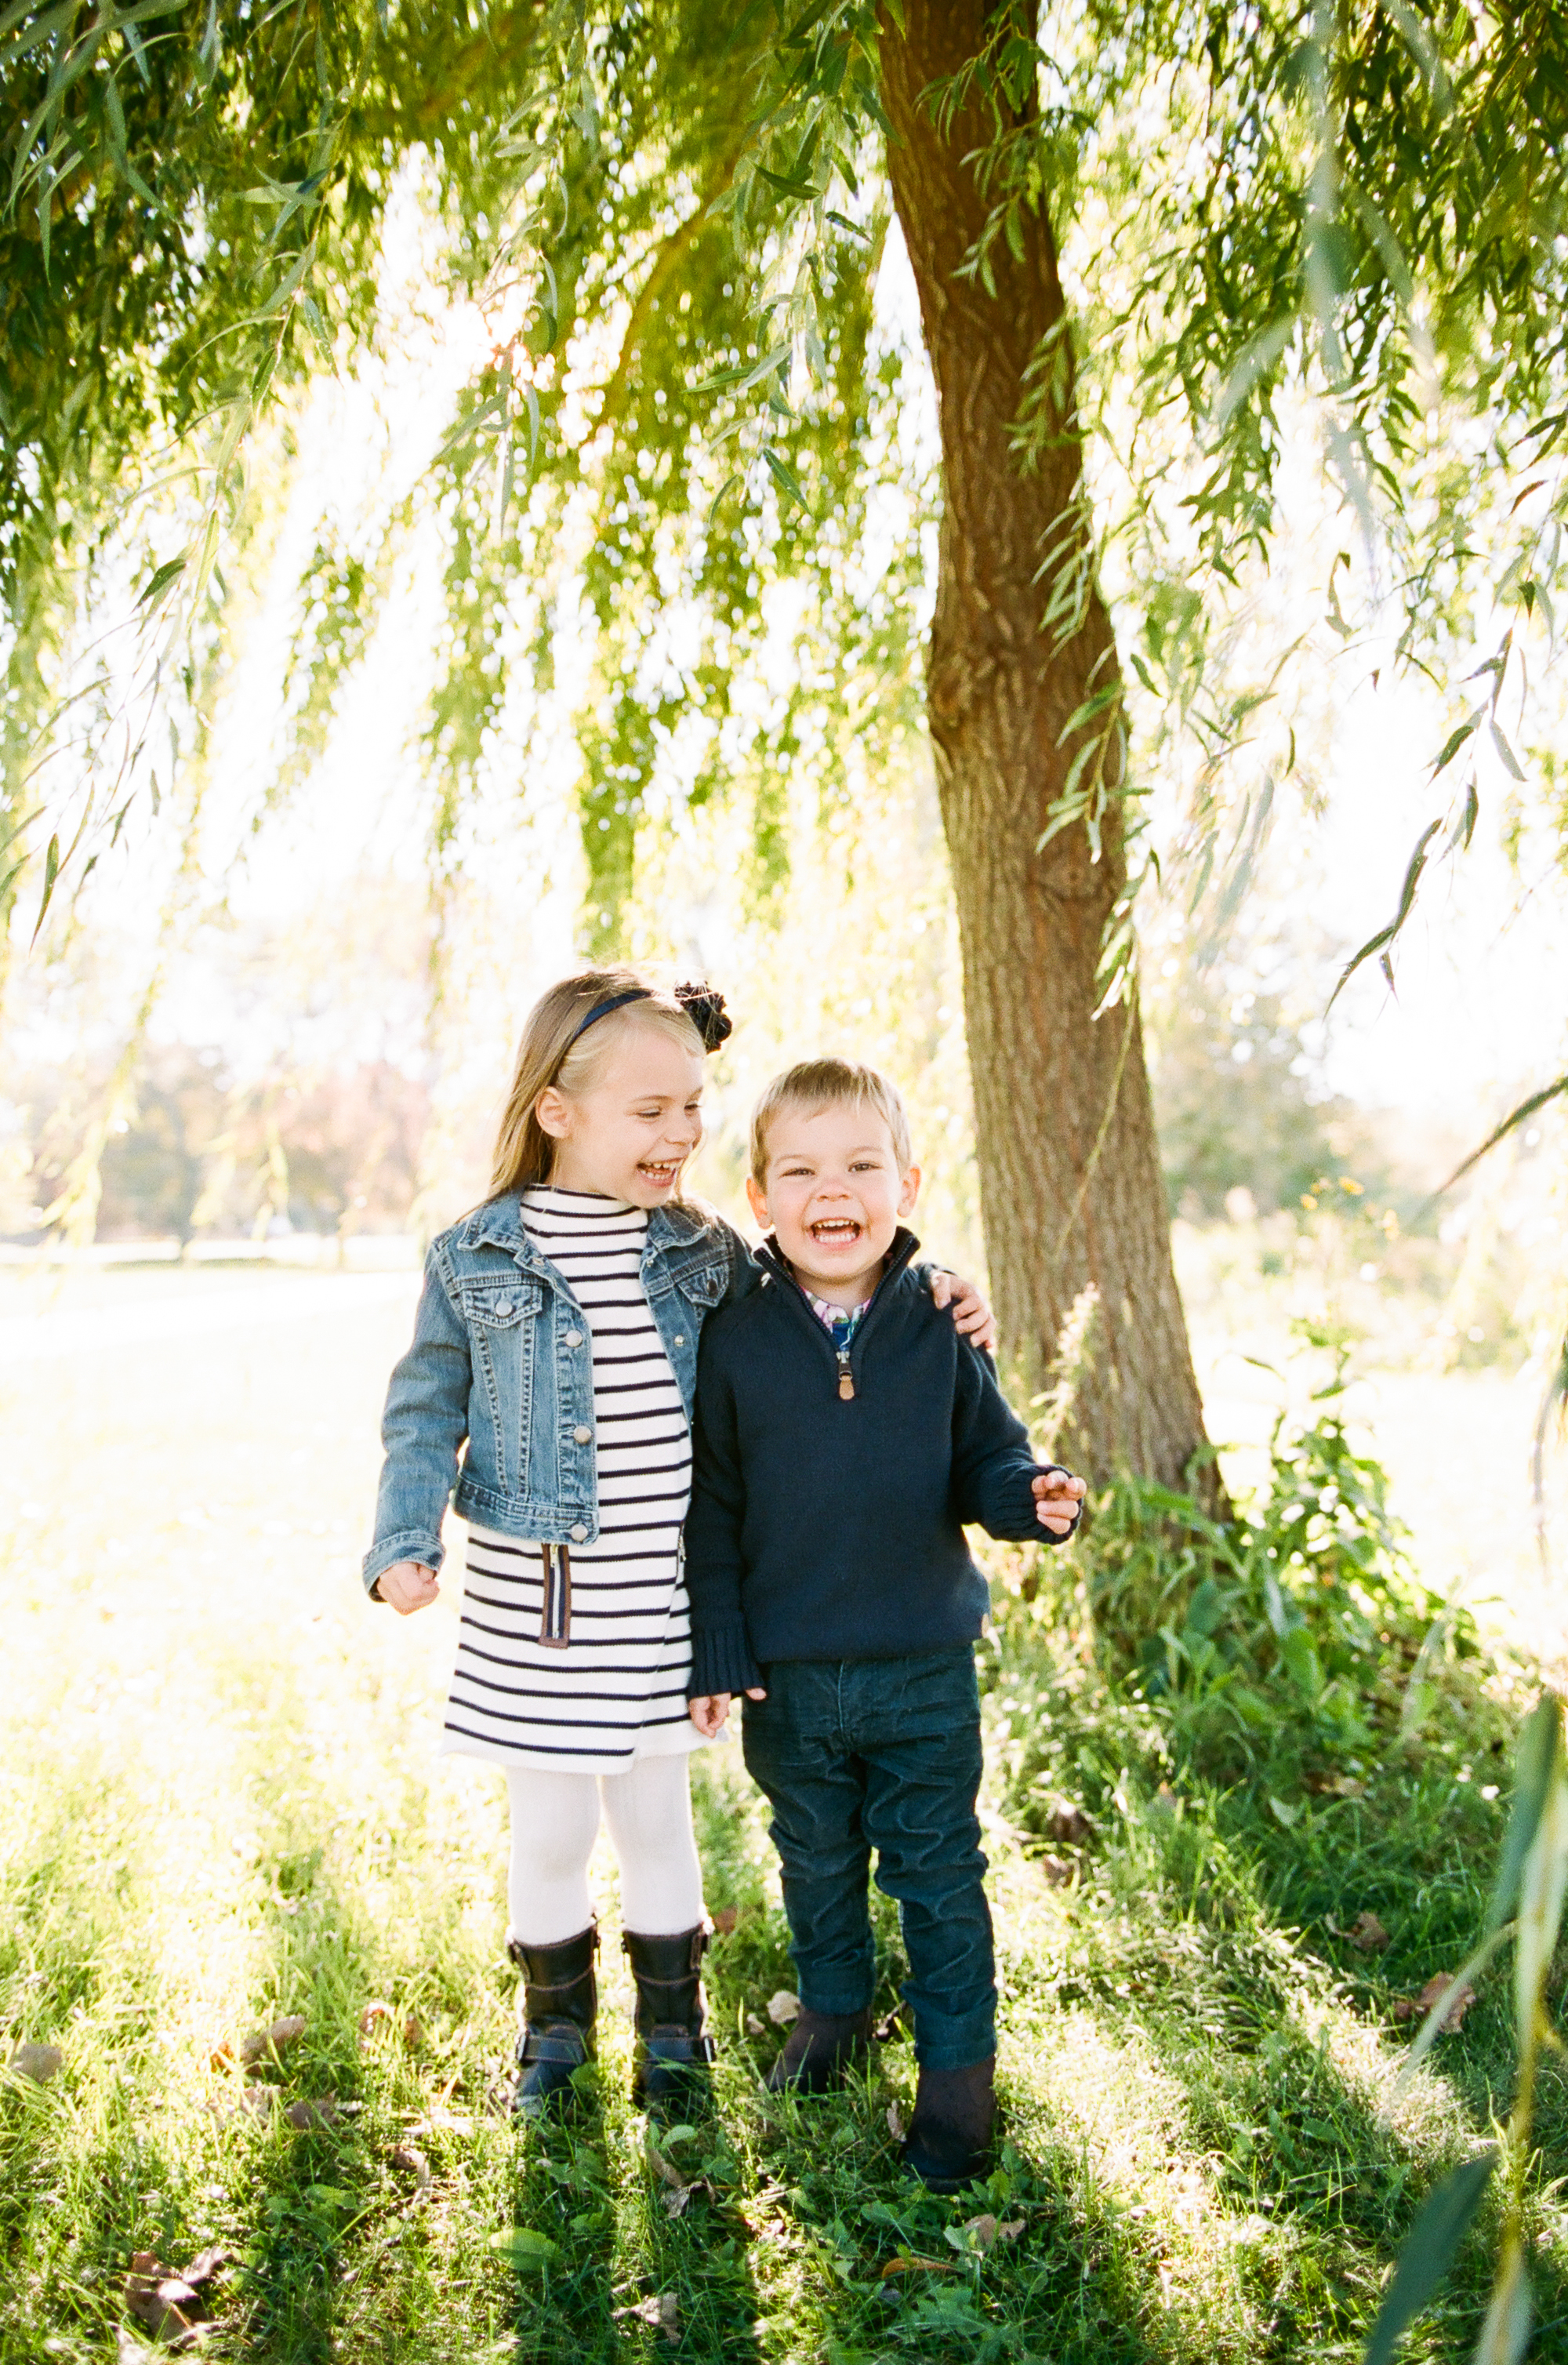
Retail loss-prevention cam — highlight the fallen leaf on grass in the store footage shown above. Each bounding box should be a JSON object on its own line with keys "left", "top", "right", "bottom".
{"left": 488, "top": 2227, "right": 560, "bottom": 2272}
{"left": 118, "top": 2329, "right": 155, "bottom": 2365}
{"left": 1305, "top": 1771, "right": 1367, "bottom": 1798}
{"left": 1040, "top": 1855, "right": 1074, "bottom": 1887}
{"left": 1348, "top": 1912, "right": 1391, "bottom": 1953}
{"left": 885, "top": 2102, "right": 905, "bottom": 2140}
{"left": 1392, "top": 1974, "right": 1477, "bottom": 2031}
{"left": 405, "top": 2109, "right": 474, "bottom": 2134}
{"left": 1044, "top": 1799, "right": 1094, "bottom": 1845}
{"left": 710, "top": 1907, "right": 739, "bottom": 1935}
{"left": 124, "top": 2256, "right": 198, "bottom": 2341}
{"left": 238, "top": 2015, "right": 307, "bottom": 2066}
{"left": 881, "top": 2253, "right": 956, "bottom": 2278}
{"left": 388, "top": 2143, "right": 433, "bottom": 2189}
{"left": 644, "top": 2131, "right": 709, "bottom": 2215}
{"left": 7, "top": 2042, "right": 63, "bottom": 2083}
{"left": 767, "top": 1990, "right": 800, "bottom": 2025}
{"left": 178, "top": 2248, "right": 232, "bottom": 2289}
{"left": 358, "top": 2001, "right": 394, "bottom": 2037}
{"left": 614, "top": 2293, "right": 680, "bottom": 2342}
{"left": 285, "top": 2095, "right": 339, "bottom": 2130}
{"left": 947, "top": 2213, "right": 1025, "bottom": 2254}
{"left": 745, "top": 2012, "right": 764, "bottom": 2035}
{"left": 402, "top": 2014, "right": 424, "bottom": 2051}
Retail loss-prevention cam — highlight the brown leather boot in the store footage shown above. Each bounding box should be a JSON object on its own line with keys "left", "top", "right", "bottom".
{"left": 507, "top": 1924, "right": 598, "bottom": 2120}
{"left": 901, "top": 2057, "right": 996, "bottom": 2190}
{"left": 766, "top": 2006, "right": 875, "bottom": 2095}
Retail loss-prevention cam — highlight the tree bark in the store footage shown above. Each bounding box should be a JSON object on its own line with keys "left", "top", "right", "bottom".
{"left": 880, "top": 0, "right": 1217, "bottom": 1499}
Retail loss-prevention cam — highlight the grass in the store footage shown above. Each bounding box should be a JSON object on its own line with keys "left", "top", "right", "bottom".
{"left": 2, "top": 1272, "right": 1566, "bottom": 2363}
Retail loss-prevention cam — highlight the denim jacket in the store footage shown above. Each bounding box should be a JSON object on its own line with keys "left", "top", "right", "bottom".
{"left": 362, "top": 1194, "right": 756, "bottom": 1593}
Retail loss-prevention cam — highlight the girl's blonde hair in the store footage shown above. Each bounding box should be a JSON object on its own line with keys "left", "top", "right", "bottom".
{"left": 491, "top": 968, "right": 705, "bottom": 1196}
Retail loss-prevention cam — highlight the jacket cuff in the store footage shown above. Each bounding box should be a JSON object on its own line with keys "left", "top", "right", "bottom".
{"left": 688, "top": 1622, "right": 764, "bottom": 1698}
{"left": 363, "top": 1531, "right": 447, "bottom": 1597}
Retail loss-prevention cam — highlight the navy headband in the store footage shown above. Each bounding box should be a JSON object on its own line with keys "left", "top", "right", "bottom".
{"left": 561, "top": 982, "right": 731, "bottom": 1062}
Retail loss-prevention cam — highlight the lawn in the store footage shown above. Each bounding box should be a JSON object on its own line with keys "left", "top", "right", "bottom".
{"left": 2, "top": 1264, "right": 1564, "bottom": 2363}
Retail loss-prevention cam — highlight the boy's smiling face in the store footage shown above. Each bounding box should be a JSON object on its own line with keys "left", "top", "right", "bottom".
{"left": 746, "top": 1099, "right": 920, "bottom": 1308}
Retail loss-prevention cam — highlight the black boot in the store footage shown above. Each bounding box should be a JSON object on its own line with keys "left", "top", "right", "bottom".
{"left": 622, "top": 1926, "right": 716, "bottom": 2112}
{"left": 767, "top": 2006, "right": 874, "bottom": 2095}
{"left": 901, "top": 2057, "right": 996, "bottom": 2191}
{"left": 507, "top": 1924, "right": 598, "bottom": 2121}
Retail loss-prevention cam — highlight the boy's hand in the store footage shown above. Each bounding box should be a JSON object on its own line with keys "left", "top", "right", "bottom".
{"left": 377, "top": 1560, "right": 441, "bottom": 1614}
{"left": 1033, "top": 1466, "right": 1086, "bottom": 1536}
{"left": 689, "top": 1687, "right": 766, "bottom": 1738}
{"left": 931, "top": 1270, "right": 997, "bottom": 1353}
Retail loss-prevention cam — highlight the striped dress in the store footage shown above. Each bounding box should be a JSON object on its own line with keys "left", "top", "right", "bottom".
{"left": 439, "top": 1185, "right": 703, "bottom": 1772}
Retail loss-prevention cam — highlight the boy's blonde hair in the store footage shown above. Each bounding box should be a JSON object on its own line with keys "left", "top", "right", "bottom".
{"left": 492, "top": 968, "right": 704, "bottom": 1195}
{"left": 749, "top": 1059, "right": 913, "bottom": 1184}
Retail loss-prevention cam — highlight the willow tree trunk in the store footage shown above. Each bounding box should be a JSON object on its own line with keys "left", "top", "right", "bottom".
{"left": 880, "top": 0, "right": 1215, "bottom": 1499}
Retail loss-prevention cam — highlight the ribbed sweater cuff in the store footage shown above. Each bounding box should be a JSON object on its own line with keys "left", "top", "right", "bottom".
{"left": 689, "top": 1622, "right": 764, "bottom": 1699}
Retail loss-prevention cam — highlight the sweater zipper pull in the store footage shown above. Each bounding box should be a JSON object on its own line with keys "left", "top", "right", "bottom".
{"left": 837, "top": 1347, "right": 855, "bottom": 1401}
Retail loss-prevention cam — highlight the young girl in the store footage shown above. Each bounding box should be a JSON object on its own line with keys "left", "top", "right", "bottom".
{"left": 362, "top": 967, "right": 995, "bottom": 2118}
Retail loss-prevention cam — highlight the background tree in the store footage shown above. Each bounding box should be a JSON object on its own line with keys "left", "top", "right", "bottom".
{"left": 3, "top": 0, "right": 1566, "bottom": 1491}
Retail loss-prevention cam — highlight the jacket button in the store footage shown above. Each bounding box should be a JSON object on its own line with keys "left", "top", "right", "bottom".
{"left": 673, "top": 1334, "right": 685, "bottom": 1346}
{"left": 570, "top": 1523, "right": 588, "bottom": 1542}
{"left": 564, "top": 1328, "right": 583, "bottom": 1347}
{"left": 495, "top": 1300, "right": 514, "bottom": 1317}
{"left": 573, "top": 1425, "right": 592, "bottom": 1444}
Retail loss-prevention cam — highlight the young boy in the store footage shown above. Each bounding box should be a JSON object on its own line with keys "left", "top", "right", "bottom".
{"left": 684, "top": 1059, "right": 1084, "bottom": 2190}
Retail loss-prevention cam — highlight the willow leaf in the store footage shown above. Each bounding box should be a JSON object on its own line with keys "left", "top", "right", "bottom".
{"left": 1436, "top": 1074, "right": 1568, "bottom": 1197}
{"left": 1327, "top": 818, "right": 1442, "bottom": 1009}
{"left": 1362, "top": 2154, "right": 1496, "bottom": 2365}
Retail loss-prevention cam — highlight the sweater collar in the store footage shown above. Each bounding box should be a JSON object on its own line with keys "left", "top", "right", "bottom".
{"left": 757, "top": 1225, "right": 920, "bottom": 1304}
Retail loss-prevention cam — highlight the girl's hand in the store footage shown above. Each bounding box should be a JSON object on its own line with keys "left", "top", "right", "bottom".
{"left": 378, "top": 1561, "right": 441, "bottom": 1614}
{"left": 931, "top": 1270, "right": 997, "bottom": 1354}
{"left": 689, "top": 1687, "right": 766, "bottom": 1738}
{"left": 1033, "top": 1466, "right": 1086, "bottom": 1535}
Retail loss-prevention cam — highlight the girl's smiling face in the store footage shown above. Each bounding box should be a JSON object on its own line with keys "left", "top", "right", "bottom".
{"left": 535, "top": 1022, "right": 706, "bottom": 1206}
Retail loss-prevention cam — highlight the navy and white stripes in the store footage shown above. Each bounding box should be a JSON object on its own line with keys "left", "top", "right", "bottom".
{"left": 439, "top": 1185, "right": 702, "bottom": 1771}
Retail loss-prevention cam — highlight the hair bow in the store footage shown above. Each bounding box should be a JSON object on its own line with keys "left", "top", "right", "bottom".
{"left": 675, "top": 982, "right": 732, "bottom": 1053}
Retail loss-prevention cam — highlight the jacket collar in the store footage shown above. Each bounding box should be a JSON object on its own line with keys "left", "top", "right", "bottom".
{"left": 757, "top": 1226, "right": 920, "bottom": 1300}
{"left": 456, "top": 1191, "right": 710, "bottom": 1261}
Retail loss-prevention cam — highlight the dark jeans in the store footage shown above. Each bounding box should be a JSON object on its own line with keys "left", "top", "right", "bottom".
{"left": 741, "top": 1648, "right": 994, "bottom": 2071}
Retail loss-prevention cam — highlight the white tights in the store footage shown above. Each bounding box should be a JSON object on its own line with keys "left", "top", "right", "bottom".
{"left": 504, "top": 1755, "right": 706, "bottom": 1946}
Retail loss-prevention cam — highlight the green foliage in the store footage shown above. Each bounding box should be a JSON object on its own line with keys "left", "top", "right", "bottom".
{"left": 1047, "top": 1387, "right": 1443, "bottom": 1788}
{"left": 7, "top": 0, "right": 1568, "bottom": 975}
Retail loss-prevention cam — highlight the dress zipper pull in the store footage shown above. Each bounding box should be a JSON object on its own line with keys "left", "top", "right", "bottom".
{"left": 837, "top": 1349, "right": 855, "bottom": 1401}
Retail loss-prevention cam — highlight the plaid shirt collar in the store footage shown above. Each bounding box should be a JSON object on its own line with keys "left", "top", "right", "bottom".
{"left": 804, "top": 1288, "right": 873, "bottom": 1342}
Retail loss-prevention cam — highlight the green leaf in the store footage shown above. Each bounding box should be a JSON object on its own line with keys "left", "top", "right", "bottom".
{"left": 1488, "top": 721, "right": 1525, "bottom": 782}
{"left": 488, "top": 2228, "right": 560, "bottom": 2272}
{"left": 1435, "top": 1074, "right": 1568, "bottom": 1197}
{"left": 1432, "top": 711, "right": 1481, "bottom": 774}
{"left": 1327, "top": 818, "right": 1442, "bottom": 1009}
{"left": 1472, "top": 2243, "right": 1532, "bottom": 2365}
{"left": 1362, "top": 2154, "right": 1495, "bottom": 2365}
{"left": 136, "top": 554, "right": 188, "bottom": 607}
{"left": 762, "top": 449, "right": 808, "bottom": 512}
{"left": 29, "top": 832, "right": 60, "bottom": 946}
{"left": 1486, "top": 1695, "right": 1563, "bottom": 1935}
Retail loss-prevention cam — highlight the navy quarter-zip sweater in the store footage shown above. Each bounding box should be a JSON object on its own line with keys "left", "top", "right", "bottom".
{"left": 683, "top": 1229, "right": 1073, "bottom": 1696}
